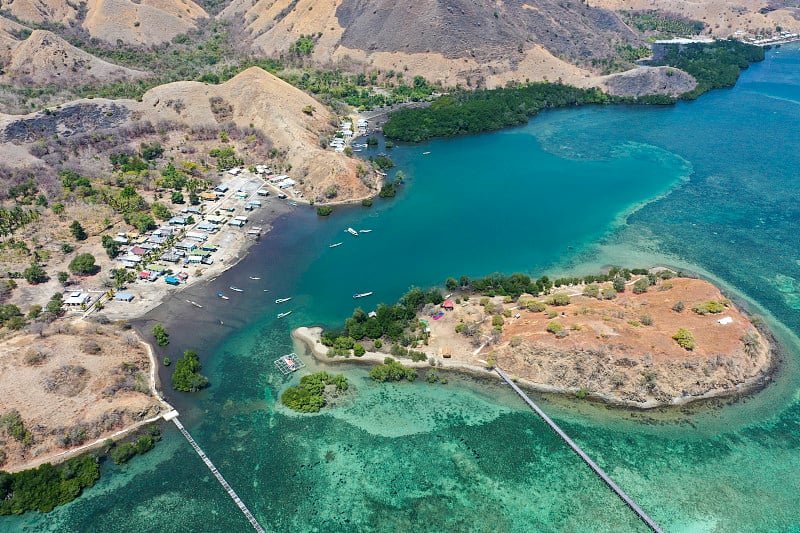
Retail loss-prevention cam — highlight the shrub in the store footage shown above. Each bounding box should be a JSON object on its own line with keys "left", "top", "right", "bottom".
{"left": 70, "top": 220, "right": 87, "bottom": 241}
{"left": 640, "top": 315, "right": 653, "bottom": 326}
{"left": 23, "top": 262, "right": 48, "bottom": 284}
{"left": 613, "top": 277, "right": 626, "bottom": 292}
{"left": 361, "top": 198, "right": 373, "bottom": 207}
{"left": 527, "top": 300, "right": 546, "bottom": 312}
{"left": 316, "top": 206, "right": 333, "bottom": 216}
{"left": 672, "top": 301, "right": 685, "bottom": 312}
{"left": 582, "top": 284, "right": 600, "bottom": 298}
{"left": 672, "top": 328, "right": 696, "bottom": 350}
{"left": 632, "top": 278, "right": 649, "bottom": 294}
{"left": 549, "top": 292, "right": 571, "bottom": 306}
{"left": 692, "top": 300, "right": 726, "bottom": 315}
{"left": 546, "top": 321, "right": 564, "bottom": 334}
{"left": 353, "top": 343, "right": 365, "bottom": 357}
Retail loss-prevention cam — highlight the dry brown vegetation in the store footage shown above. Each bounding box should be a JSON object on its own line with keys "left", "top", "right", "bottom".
{"left": 0, "top": 319, "right": 162, "bottom": 471}
{"left": 421, "top": 277, "right": 772, "bottom": 407}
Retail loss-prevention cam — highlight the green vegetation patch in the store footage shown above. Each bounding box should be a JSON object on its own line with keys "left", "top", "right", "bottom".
{"left": 369, "top": 358, "right": 417, "bottom": 383}
{"left": 692, "top": 300, "right": 727, "bottom": 315}
{"left": 171, "top": 350, "right": 209, "bottom": 392}
{"left": 623, "top": 11, "right": 705, "bottom": 36}
{"left": 672, "top": 328, "right": 696, "bottom": 350}
{"left": 0, "top": 454, "right": 100, "bottom": 515}
{"left": 651, "top": 40, "right": 765, "bottom": 99}
{"left": 383, "top": 83, "right": 618, "bottom": 142}
{"left": 281, "top": 372, "right": 348, "bottom": 413}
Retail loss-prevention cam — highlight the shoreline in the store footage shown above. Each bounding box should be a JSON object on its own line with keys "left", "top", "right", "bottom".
{"left": 292, "top": 324, "right": 778, "bottom": 410}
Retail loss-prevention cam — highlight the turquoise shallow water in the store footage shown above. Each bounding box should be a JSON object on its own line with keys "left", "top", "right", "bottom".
{"left": 6, "top": 45, "right": 800, "bottom": 532}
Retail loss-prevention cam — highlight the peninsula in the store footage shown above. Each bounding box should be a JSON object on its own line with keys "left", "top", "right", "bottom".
{"left": 296, "top": 270, "right": 774, "bottom": 408}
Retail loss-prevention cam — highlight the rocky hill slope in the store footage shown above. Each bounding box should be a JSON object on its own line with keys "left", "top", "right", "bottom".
{"left": 0, "top": 0, "right": 208, "bottom": 46}
{"left": 1, "top": 30, "right": 147, "bottom": 86}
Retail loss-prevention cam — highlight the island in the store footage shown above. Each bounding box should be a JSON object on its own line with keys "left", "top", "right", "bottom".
{"left": 295, "top": 269, "right": 775, "bottom": 408}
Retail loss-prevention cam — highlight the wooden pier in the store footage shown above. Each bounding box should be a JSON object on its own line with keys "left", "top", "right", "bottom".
{"left": 172, "top": 417, "right": 266, "bottom": 533}
{"left": 494, "top": 368, "right": 664, "bottom": 533}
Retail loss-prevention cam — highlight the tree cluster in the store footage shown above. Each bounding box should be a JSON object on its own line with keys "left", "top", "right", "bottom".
{"left": 171, "top": 350, "right": 209, "bottom": 392}
{"left": 281, "top": 372, "right": 348, "bottom": 413}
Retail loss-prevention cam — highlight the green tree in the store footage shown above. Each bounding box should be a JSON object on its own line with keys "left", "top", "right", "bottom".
{"left": 445, "top": 277, "right": 458, "bottom": 291}
{"left": 100, "top": 235, "right": 121, "bottom": 259}
{"left": 23, "top": 262, "right": 48, "bottom": 284}
{"left": 70, "top": 220, "right": 87, "bottom": 241}
{"left": 68, "top": 253, "right": 97, "bottom": 275}
{"left": 152, "top": 324, "right": 169, "bottom": 346}
{"left": 632, "top": 278, "right": 649, "bottom": 294}
{"left": 57, "top": 271, "right": 69, "bottom": 286}
{"left": 613, "top": 277, "right": 626, "bottom": 292}
{"left": 316, "top": 206, "right": 333, "bottom": 216}
{"left": 151, "top": 203, "right": 171, "bottom": 220}
{"left": 171, "top": 191, "right": 185, "bottom": 204}
{"left": 171, "top": 350, "right": 209, "bottom": 392}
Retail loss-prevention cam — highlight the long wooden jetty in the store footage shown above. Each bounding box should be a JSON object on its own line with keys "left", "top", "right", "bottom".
{"left": 494, "top": 368, "right": 664, "bottom": 533}
{"left": 171, "top": 417, "right": 266, "bottom": 533}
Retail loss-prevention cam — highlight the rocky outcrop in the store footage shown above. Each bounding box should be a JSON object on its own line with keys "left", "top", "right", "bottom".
{"left": 602, "top": 66, "right": 697, "bottom": 97}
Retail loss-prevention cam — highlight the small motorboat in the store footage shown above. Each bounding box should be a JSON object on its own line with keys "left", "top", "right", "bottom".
{"left": 187, "top": 300, "right": 203, "bottom": 308}
{"left": 329, "top": 242, "right": 343, "bottom": 248}
{"left": 277, "top": 311, "right": 292, "bottom": 318}
{"left": 359, "top": 229, "right": 372, "bottom": 233}
{"left": 423, "top": 151, "right": 431, "bottom": 155}
{"left": 230, "top": 286, "right": 243, "bottom": 292}
{"left": 275, "top": 297, "right": 292, "bottom": 304}
{"left": 217, "top": 293, "right": 229, "bottom": 300}
{"left": 249, "top": 276, "right": 261, "bottom": 280}
{"left": 346, "top": 227, "right": 359, "bottom": 237}
{"left": 353, "top": 292, "right": 374, "bottom": 299}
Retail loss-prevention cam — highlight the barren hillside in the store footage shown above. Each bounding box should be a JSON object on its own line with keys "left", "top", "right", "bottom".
{"left": 82, "top": 0, "right": 209, "bottom": 46}
{"left": 592, "top": 0, "right": 800, "bottom": 38}
{"left": 223, "top": 0, "right": 640, "bottom": 88}
{"left": 0, "top": 0, "right": 208, "bottom": 46}
{"left": 139, "top": 67, "right": 367, "bottom": 199}
{"left": 2, "top": 30, "right": 147, "bottom": 86}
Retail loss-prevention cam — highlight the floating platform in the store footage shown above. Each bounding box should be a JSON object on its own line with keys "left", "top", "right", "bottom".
{"left": 274, "top": 353, "right": 305, "bottom": 375}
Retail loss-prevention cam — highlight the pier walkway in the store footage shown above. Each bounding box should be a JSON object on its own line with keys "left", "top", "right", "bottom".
{"left": 171, "top": 417, "right": 266, "bottom": 533}
{"left": 494, "top": 368, "right": 664, "bottom": 533}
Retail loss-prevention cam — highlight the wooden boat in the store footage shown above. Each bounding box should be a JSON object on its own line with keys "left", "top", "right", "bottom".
{"left": 217, "top": 293, "right": 229, "bottom": 300}
{"left": 352, "top": 292, "right": 373, "bottom": 299}
{"left": 329, "top": 242, "right": 343, "bottom": 248}
{"left": 230, "top": 286, "right": 243, "bottom": 292}
{"left": 346, "top": 227, "right": 359, "bottom": 237}
{"left": 277, "top": 311, "right": 292, "bottom": 318}
{"left": 275, "top": 297, "right": 292, "bottom": 304}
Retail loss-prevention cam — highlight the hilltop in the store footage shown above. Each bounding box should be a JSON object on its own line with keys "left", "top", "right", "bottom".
{"left": 1, "top": 30, "right": 147, "bottom": 86}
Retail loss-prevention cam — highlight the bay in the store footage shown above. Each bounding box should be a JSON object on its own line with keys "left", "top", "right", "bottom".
{"left": 6, "top": 44, "right": 800, "bottom": 533}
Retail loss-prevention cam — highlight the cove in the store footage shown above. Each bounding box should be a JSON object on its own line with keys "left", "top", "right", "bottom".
{"left": 5, "top": 44, "right": 800, "bottom": 533}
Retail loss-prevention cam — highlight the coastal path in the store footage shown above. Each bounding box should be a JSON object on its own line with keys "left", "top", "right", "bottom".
{"left": 171, "top": 417, "right": 266, "bottom": 533}
{"left": 494, "top": 367, "right": 664, "bottom": 533}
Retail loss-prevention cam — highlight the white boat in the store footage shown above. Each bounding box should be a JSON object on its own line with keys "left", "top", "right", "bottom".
{"left": 277, "top": 311, "right": 292, "bottom": 318}
{"left": 352, "top": 292, "right": 374, "bottom": 299}
{"left": 217, "top": 293, "right": 229, "bottom": 300}
{"left": 275, "top": 297, "right": 292, "bottom": 304}
{"left": 329, "top": 242, "right": 343, "bottom": 248}
{"left": 423, "top": 151, "right": 431, "bottom": 155}
{"left": 249, "top": 276, "right": 261, "bottom": 280}
{"left": 187, "top": 300, "right": 203, "bottom": 308}
{"left": 230, "top": 286, "right": 243, "bottom": 292}
{"left": 359, "top": 229, "right": 372, "bottom": 233}
{"left": 346, "top": 227, "right": 359, "bottom": 237}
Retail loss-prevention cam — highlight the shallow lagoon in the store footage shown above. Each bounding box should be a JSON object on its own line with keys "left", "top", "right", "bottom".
{"left": 6, "top": 45, "right": 800, "bottom": 532}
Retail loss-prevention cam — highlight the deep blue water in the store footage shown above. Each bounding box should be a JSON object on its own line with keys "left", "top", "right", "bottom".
{"left": 5, "top": 44, "right": 800, "bottom": 532}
